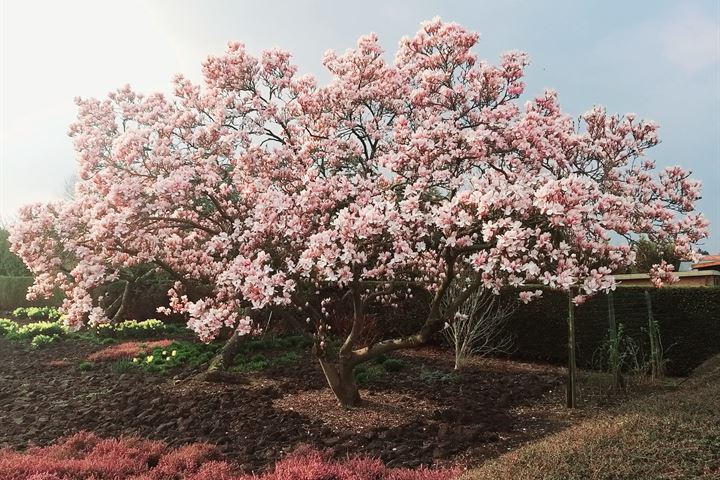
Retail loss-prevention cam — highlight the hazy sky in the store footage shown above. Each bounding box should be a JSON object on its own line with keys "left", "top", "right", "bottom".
{"left": 1, "top": 0, "right": 719, "bottom": 251}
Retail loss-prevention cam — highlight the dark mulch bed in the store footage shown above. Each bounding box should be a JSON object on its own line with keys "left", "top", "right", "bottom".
{"left": 0, "top": 336, "right": 567, "bottom": 473}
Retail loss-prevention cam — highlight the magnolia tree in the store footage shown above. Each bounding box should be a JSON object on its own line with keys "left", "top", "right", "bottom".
{"left": 11, "top": 19, "right": 707, "bottom": 406}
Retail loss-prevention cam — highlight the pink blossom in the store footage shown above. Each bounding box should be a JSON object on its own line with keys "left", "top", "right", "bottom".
{"left": 519, "top": 290, "right": 543, "bottom": 304}
{"left": 7, "top": 19, "right": 708, "bottom": 342}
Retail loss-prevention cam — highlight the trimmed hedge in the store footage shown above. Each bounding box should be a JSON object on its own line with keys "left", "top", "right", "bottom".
{"left": 506, "top": 287, "right": 720, "bottom": 376}
{"left": 0, "top": 276, "right": 62, "bottom": 310}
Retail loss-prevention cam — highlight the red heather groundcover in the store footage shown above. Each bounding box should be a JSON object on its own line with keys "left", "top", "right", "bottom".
{"left": 0, "top": 432, "right": 458, "bottom": 480}
{"left": 87, "top": 340, "right": 174, "bottom": 362}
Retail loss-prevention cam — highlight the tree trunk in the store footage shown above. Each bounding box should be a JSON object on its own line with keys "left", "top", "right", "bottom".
{"left": 319, "top": 358, "right": 361, "bottom": 407}
{"left": 110, "top": 280, "right": 131, "bottom": 323}
{"left": 202, "top": 329, "right": 248, "bottom": 383}
{"left": 314, "top": 256, "right": 477, "bottom": 407}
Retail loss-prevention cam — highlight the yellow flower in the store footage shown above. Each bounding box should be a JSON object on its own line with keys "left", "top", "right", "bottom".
{"left": 171, "top": 350, "right": 177, "bottom": 356}
{"left": 132, "top": 357, "right": 139, "bottom": 364}
{"left": 146, "top": 355, "right": 154, "bottom": 363}
{"left": 162, "top": 350, "right": 167, "bottom": 355}
{"left": 165, "top": 356, "right": 171, "bottom": 361}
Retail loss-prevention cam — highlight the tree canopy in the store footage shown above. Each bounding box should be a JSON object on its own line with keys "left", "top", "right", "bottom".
{"left": 10, "top": 19, "right": 708, "bottom": 405}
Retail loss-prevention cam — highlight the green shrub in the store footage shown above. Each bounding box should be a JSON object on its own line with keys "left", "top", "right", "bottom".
{"left": 352, "top": 358, "right": 406, "bottom": 385}
{"left": 129, "top": 341, "right": 220, "bottom": 374}
{"left": 0, "top": 318, "right": 19, "bottom": 336}
{"left": 230, "top": 344, "right": 304, "bottom": 374}
{"left": 382, "top": 358, "right": 405, "bottom": 372}
{"left": 418, "top": 367, "right": 457, "bottom": 384}
{"left": 232, "top": 354, "right": 271, "bottom": 373}
{"left": 1, "top": 318, "right": 66, "bottom": 347}
{"left": 241, "top": 334, "right": 312, "bottom": 353}
{"left": 67, "top": 331, "right": 106, "bottom": 345}
{"left": 275, "top": 351, "right": 301, "bottom": 364}
{"left": 373, "top": 354, "right": 389, "bottom": 365}
{"left": 12, "top": 306, "right": 62, "bottom": 321}
{"left": 31, "top": 334, "right": 58, "bottom": 348}
{"left": 11, "top": 321, "right": 67, "bottom": 339}
{"left": 78, "top": 361, "right": 95, "bottom": 371}
{"left": 162, "top": 323, "right": 190, "bottom": 335}
{"left": 354, "top": 364, "right": 386, "bottom": 385}
{"left": 95, "top": 319, "right": 168, "bottom": 339}
{"left": 111, "top": 359, "right": 134, "bottom": 374}
{"left": 164, "top": 341, "right": 219, "bottom": 368}
{"left": 118, "top": 335, "right": 308, "bottom": 376}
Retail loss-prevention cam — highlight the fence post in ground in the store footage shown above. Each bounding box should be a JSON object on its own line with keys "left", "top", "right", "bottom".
{"left": 607, "top": 290, "right": 624, "bottom": 392}
{"left": 644, "top": 290, "right": 663, "bottom": 380}
{"left": 567, "top": 290, "right": 577, "bottom": 408}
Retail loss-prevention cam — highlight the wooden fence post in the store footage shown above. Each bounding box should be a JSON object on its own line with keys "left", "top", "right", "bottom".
{"left": 607, "top": 290, "right": 624, "bottom": 392}
{"left": 567, "top": 290, "right": 577, "bottom": 408}
{"left": 644, "top": 290, "right": 663, "bottom": 380}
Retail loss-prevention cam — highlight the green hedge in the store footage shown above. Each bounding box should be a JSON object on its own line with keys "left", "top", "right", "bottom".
{"left": 0, "top": 276, "right": 63, "bottom": 311}
{"left": 506, "top": 287, "right": 720, "bottom": 376}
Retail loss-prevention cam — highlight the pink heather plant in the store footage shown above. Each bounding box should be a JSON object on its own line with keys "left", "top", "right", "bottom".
{"left": 0, "top": 432, "right": 459, "bottom": 480}
{"left": 86, "top": 339, "right": 173, "bottom": 362}
{"left": 10, "top": 18, "right": 708, "bottom": 405}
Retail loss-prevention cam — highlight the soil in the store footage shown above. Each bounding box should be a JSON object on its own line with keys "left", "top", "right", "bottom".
{"left": 0, "top": 335, "right": 578, "bottom": 473}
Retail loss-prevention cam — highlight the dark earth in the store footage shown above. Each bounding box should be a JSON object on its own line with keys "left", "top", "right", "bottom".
{"left": 0, "top": 335, "right": 572, "bottom": 474}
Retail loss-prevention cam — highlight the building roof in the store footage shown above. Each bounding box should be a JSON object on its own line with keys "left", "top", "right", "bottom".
{"left": 693, "top": 260, "right": 720, "bottom": 270}
{"left": 691, "top": 255, "right": 720, "bottom": 271}
{"left": 614, "top": 270, "right": 720, "bottom": 281}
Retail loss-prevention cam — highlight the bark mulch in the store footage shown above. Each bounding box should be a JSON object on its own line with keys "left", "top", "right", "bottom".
{"left": 0, "top": 337, "right": 570, "bottom": 473}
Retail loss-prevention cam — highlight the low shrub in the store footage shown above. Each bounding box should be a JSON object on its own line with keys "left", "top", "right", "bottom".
{"left": 30, "top": 334, "right": 58, "bottom": 349}
{"left": 111, "top": 359, "right": 135, "bottom": 374}
{"left": 242, "top": 334, "right": 313, "bottom": 353}
{"left": 383, "top": 358, "right": 405, "bottom": 372}
{"left": 9, "top": 321, "right": 67, "bottom": 340}
{"left": 2, "top": 318, "right": 74, "bottom": 350}
{"left": 0, "top": 431, "right": 458, "bottom": 480}
{"left": 153, "top": 341, "right": 219, "bottom": 369}
{"left": 418, "top": 367, "right": 458, "bottom": 385}
{"left": 231, "top": 350, "right": 302, "bottom": 373}
{"left": 77, "top": 361, "right": 95, "bottom": 371}
{"left": 232, "top": 354, "right": 270, "bottom": 373}
{"left": 109, "top": 338, "right": 307, "bottom": 375}
{"left": 352, "top": 357, "right": 407, "bottom": 384}
{"left": 276, "top": 350, "right": 301, "bottom": 364}
{"left": 0, "top": 318, "right": 18, "bottom": 336}
{"left": 87, "top": 339, "right": 174, "bottom": 362}
{"left": 373, "top": 354, "right": 389, "bottom": 364}
{"left": 354, "top": 364, "right": 387, "bottom": 385}
{"left": 95, "top": 319, "right": 169, "bottom": 339}
{"left": 130, "top": 341, "right": 220, "bottom": 374}
{"left": 12, "top": 306, "right": 62, "bottom": 321}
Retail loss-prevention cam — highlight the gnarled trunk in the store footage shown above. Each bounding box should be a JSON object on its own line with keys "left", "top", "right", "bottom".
{"left": 319, "top": 358, "right": 361, "bottom": 407}
{"left": 202, "top": 329, "right": 247, "bottom": 382}
{"left": 315, "top": 255, "right": 481, "bottom": 407}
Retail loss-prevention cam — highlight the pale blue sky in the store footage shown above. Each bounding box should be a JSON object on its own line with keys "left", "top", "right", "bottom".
{"left": 1, "top": 0, "right": 718, "bottom": 251}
